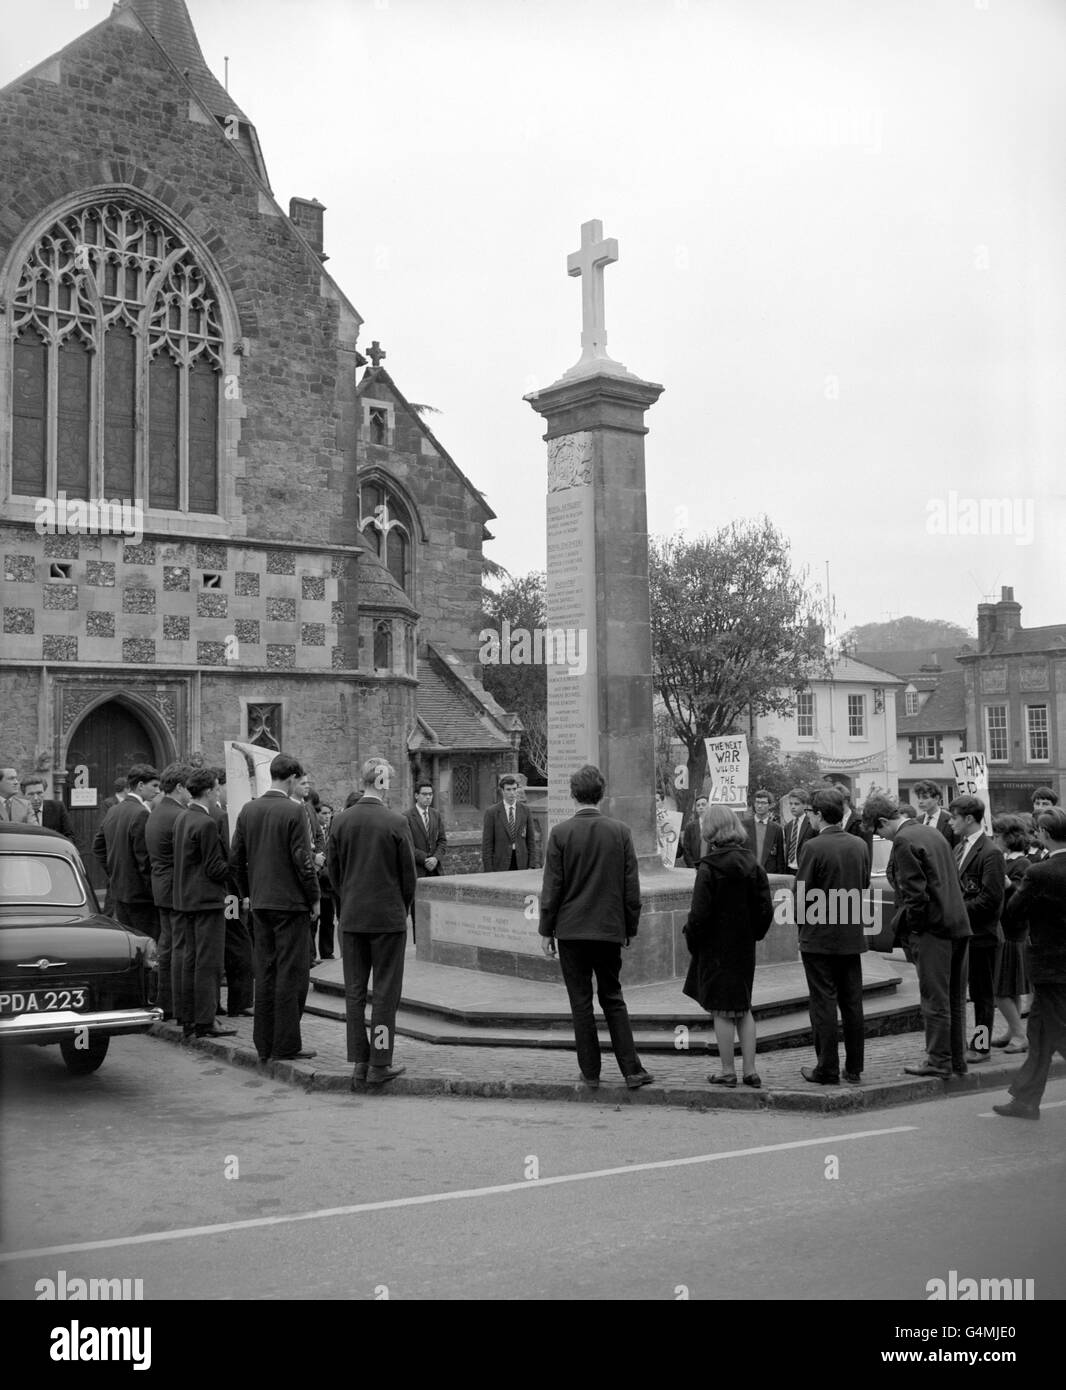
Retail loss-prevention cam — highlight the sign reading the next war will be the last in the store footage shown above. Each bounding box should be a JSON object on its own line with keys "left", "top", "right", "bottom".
{"left": 704, "top": 735, "right": 749, "bottom": 807}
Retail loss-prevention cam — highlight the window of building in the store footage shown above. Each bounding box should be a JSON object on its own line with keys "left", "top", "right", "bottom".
{"left": 1026, "top": 705, "right": 1049, "bottom": 763}
{"left": 369, "top": 407, "right": 388, "bottom": 446}
{"left": 914, "top": 736, "right": 937, "bottom": 761}
{"left": 359, "top": 481, "right": 414, "bottom": 597}
{"left": 985, "top": 705, "right": 1009, "bottom": 762}
{"left": 904, "top": 688, "right": 919, "bottom": 716}
{"left": 373, "top": 620, "right": 393, "bottom": 670}
{"left": 847, "top": 694, "right": 865, "bottom": 738}
{"left": 248, "top": 703, "right": 281, "bottom": 751}
{"left": 452, "top": 764, "right": 474, "bottom": 805}
{"left": 10, "top": 201, "right": 224, "bottom": 511}
{"left": 796, "top": 690, "right": 814, "bottom": 738}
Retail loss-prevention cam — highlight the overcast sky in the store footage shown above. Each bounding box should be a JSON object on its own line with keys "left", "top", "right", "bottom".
{"left": 5, "top": 0, "right": 1064, "bottom": 636}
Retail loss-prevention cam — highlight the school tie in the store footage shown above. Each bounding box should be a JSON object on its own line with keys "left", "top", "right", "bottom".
{"left": 955, "top": 841, "right": 966, "bottom": 868}
{"left": 507, "top": 806, "right": 515, "bottom": 840}
{"left": 787, "top": 821, "right": 797, "bottom": 864}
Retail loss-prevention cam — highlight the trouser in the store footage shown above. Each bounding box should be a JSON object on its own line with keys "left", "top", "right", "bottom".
{"left": 912, "top": 933, "right": 969, "bottom": 1072}
{"left": 316, "top": 893, "right": 336, "bottom": 959}
{"left": 557, "top": 939, "right": 642, "bottom": 1080}
{"left": 115, "top": 900, "right": 159, "bottom": 941}
{"left": 178, "top": 909, "right": 226, "bottom": 1034}
{"left": 252, "top": 909, "right": 312, "bottom": 1060}
{"left": 1009, "top": 984, "right": 1066, "bottom": 1110}
{"left": 156, "top": 908, "right": 175, "bottom": 1017}
{"left": 342, "top": 930, "right": 406, "bottom": 1067}
{"left": 224, "top": 909, "right": 254, "bottom": 1014}
{"left": 801, "top": 951, "right": 865, "bottom": 1078}
{"left": 171, "top": 912, "right": 187, "bottom": 1025}
{"left": 968, "top": 939, "right": 1001, "bottom": 1049}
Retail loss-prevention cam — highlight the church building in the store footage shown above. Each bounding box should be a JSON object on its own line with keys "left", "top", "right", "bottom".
{"left": 0, "top": 0, "right": 518, "bottom": 858}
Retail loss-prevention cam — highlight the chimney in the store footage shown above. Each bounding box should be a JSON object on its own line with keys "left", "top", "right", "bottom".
{"left": 995, "top": 585, "right": 1022, "bottom": 640}
{"left": 976, "top": 602, "right": 996, "bottom": 651}
{"left": 289, "top": 197, "right": 327, "bottom": 261}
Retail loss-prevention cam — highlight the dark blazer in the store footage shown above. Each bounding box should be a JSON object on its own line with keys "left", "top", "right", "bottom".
{"left": 92, "top": 795, "right": 153, "bottom": 904}
{"left": 956, "top": 834, "right": 1005, "bottom": 943}
{"left": 842, "top": 810, "right": 874, "bottom": 883}
{"left": 682, "top": 844, "right": 774, "bottom": 1013}
{"left": 405, "top": 805, "right": 447, "bottom": 876}
{"left": 40, "top": 800, "right": 76, "bottom": 840}
{"left": 741, "top": 815, "right": 786, "bottom": 875}
{"left": 889, "top": 820, "right": 971, "bottom": 941}
{"left": 144, "top": 794, "right": 186, "bottom": 909}
{"left": 538, "top": 806, "right": 640, "bottom": 944}
{"left": 794, "top": 825, "right": 870, "bottom": 955}
{"left": 231, "top": 789, "right": 319, "bottom": 913}
{"left": 482, "top": 799, "right": 538, "bottom": 871}
{"left": 328, "top": 796, "right": 416, "bottom": 933}
{"left": 680, "top": 816, "right": 703, "bottom": 868}
{"left": 1003, "top": 853, "right": 1066, "bottom": 984}
{"left": 172, "top": 804, "right": 229, "bottom": 913}
{"left": 783, "top": 813, "right": 816, "bottom": 869}
{"left": 919, "top": 808, "right": 958, "bottom": 849}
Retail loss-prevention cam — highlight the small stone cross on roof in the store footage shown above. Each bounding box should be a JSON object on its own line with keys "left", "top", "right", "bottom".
{"left": 366, "top": 340, "right": 386, "bottom": 368}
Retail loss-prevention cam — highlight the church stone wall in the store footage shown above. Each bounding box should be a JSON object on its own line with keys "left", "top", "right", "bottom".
{"left": 0, "top": 15, "right": 360, "bottom": 550}
{"left": 0, "top": 668, "right": 40, "bottom": 777}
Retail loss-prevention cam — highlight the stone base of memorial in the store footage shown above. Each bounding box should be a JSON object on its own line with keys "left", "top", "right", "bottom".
{"left": 415, "top": 868, "right": 799, "bottom": 985}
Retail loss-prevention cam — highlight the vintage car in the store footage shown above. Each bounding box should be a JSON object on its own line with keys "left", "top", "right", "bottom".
{"left": 0, "top": 823, "right": 161, "bottom": 1074}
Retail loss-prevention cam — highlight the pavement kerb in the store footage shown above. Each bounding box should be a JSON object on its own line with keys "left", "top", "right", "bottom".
{"left": 147, "top": 1022, "right": 1064, "bottom": 1115}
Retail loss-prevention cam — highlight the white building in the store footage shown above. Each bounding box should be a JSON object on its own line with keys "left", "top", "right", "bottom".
{"left": 751, "top": 656, "right": 902, "bottom": 802}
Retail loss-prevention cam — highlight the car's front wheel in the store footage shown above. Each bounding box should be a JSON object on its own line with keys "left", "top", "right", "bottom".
{"left": 59, "top": 1035, "right": 110, "bottom": 1075}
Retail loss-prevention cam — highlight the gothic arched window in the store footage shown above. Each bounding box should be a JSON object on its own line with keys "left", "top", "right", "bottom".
{"left": 10, "top": 201, "right": 225, "bottom": 511}
{"left": 373, "top": 620, "right": 393, "bottom": 671}
{"left": 359, "top": 480, "right": 414, "bottom": 596}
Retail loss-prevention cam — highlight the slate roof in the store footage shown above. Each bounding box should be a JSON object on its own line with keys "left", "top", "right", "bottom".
{"left": 355, "top": 548, "right": 417, "bottom": 616}
{"left": 827, "top": 655, "right": 903, "bottom": 686}
{"left": 125, "top": 0, "right": 248, "bottom": 122}
{"left": 411, "top": 645, "right": 519, "bottom": 753}
{"left": 895, "top": 671, "right": 967, "bottom": 734}
{"left": 957, "top": 625, "right": 1066, "bottom": 658}
{"left": 854, "top": 648, "right": 964, "bottom": 678}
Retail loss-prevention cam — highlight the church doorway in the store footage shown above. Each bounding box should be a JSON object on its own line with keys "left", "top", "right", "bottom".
{"left": 65, "top": 700, "right": 165, "bottom": 887}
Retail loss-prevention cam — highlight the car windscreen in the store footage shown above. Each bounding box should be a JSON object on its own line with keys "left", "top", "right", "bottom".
{"left": 0, "top": 853, "right": 87, "bottom": 907}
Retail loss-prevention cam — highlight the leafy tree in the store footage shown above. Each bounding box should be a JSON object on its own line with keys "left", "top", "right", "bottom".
{"left": 842, "top": 616, "right": 971, "bottom": 652}
{"left": 746, "top": 736, "right": 824, "bottom": 806}
{"left": 650, "top": 519, "right": 829, "bottom": 807}
{"left": 479, "top": 571, "right": 548, "bottom": 782}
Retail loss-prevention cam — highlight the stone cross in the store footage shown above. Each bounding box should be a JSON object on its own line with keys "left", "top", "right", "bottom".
{"left": 366, "top": 340, "right": 386, "bottom": 367}
{"left": 567, "top": 220, "right": 617, "bottom": 360}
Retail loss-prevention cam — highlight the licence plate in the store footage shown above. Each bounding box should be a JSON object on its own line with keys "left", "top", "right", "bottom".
{"left": 0, "top": 985, "right": 89, "bottom": 1016}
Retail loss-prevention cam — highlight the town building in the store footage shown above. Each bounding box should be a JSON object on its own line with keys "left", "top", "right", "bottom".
{"left": 0, "top": 0, "right": 517, "bottom": 868}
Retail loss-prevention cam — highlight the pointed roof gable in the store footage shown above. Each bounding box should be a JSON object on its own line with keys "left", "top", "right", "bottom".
{"left": 357, "top": 365, "right": 496, "bottom": 524}
{"left": 124, "top": 0, "right": 246, "bottom": 122}
{"left": 409, "top": 644, "right": 520, "bottom": 754}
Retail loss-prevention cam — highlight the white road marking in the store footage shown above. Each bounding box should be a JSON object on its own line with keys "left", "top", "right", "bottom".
{"left": 0, "top": 1125, "right": 915, "bottom": 1263}
{"left": 979, "top": 1099, "right": 1066, "bottom": 1118}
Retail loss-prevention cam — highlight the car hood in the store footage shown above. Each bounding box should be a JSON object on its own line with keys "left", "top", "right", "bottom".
{"left": 0, "top": 918, "right": 136, "bottom": 975}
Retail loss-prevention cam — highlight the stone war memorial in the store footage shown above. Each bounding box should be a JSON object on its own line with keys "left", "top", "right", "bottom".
{"left": 416, "top": 219, "right": 813, "bottom": 987}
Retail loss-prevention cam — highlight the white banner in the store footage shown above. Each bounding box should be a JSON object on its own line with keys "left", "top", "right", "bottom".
{"left": 655, "top": 803, "right": 684, "bottom": 868}
{"left": 704, "top": 734, "right": 749, "bottom": 807}
{"left": 224, "top": 741, "right": 277, "bottom": 842}
{"left": 952, "top": 752, "right": 991, "bottom": 820}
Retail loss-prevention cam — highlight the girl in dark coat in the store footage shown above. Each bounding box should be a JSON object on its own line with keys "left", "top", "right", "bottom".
{"left": 683, "top": 804, "right": 775, "bottom": 1088}
{"left": 991, "top": 814, "right": 1031, "bottom": 1051}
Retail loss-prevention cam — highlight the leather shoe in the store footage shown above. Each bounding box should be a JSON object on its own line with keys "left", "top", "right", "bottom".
{"left": 274, "top": 1049, "right": 317, "bottom": 1061}
{"left": 990, "top": 1035, "right": 1011, "bottom": 1048}
{"left": 228, "top": 1009, "right": 254, "bottom": 1018}
{"left": 742, "top": 1073, "right": 762, "bottom": 1089}
{"left": 350, "top": 1063, "right": 368, "bottom": 1089}
{"left": 992, "top": 1099, "right": 1039, "bottom": 1121}
{"left": 196, "top": 1025, "right": 237, "bottom": 1038}
{"left": 707, "top": 1073, "right": 738, "bottom": 1088}
{"left": 965, "top": 1048, "right": 991, "bottom": 1064}
{"left": 366, "top": 1064, "right": 405, "bottom": 1085}
{"left": 843, "top": 1071, "right": 862, "bottom": 1084}
{"left": 577, "top": 1075, "right": 600, "bottom": 1089}
{"left": 904, "top": 1062, "right": 950, "bottom": 1078}
{"left": 801, "top": 1066, "right": 839, "bottom": 1085}
{"left": 625, "top": 1070, "right": 654, "bottom": 1090}
{"left": 1003, "top": 1039, "right": 1029, "bottom": 1053}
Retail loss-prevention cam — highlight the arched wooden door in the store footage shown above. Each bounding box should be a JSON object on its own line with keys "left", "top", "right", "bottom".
{"left": 65, "top": 701, "right": 161, "bottom": 885}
